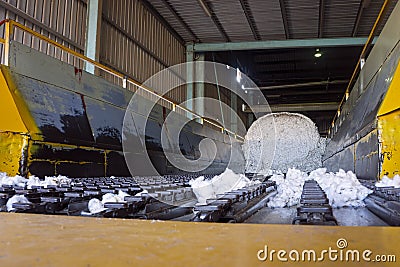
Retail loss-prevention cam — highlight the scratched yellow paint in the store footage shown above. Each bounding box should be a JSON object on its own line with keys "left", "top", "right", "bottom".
{"left": 378, "top": 110, "right": 400, "bottom": 178}
{"left": 378, "top": 62, "right": 400, "bottom": 178}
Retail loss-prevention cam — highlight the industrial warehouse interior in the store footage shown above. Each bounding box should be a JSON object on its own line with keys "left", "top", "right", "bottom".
{"left": 0, "top": 0, "right": 399, "bottom": 266}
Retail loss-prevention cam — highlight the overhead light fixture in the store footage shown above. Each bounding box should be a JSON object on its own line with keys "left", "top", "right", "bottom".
{"left": 314, "top": 49, "right": 322, "bottom": 58}
{"left": 197, "top": 0, "right": 212, "bottom": 17}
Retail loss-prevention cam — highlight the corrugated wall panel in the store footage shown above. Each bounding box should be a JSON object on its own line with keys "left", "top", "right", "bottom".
{"left": 100, "top": 0, "right": 186, "bottom": 103}
{"left": 0, "top": 0, "right": 87, "bottom": 67}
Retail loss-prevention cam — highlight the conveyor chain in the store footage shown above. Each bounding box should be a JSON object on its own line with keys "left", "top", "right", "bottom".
{"left": 0, "top": 175, "right": 205, "bottom": 219}
{"left": 293, "top": 180, "right": 337, "bottom": 225}
{"left": 192, "top": 180, "right": 277, "bottom": 223}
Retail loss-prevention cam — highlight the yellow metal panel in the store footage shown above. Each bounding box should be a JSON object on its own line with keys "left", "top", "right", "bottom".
{"left": 378, "top": 58, "right": 400, "bottom": 178}
{"left": 0, "top": 132, "right": 28, "bottom": 175}
{"left": 0, "top": 67, "right": 27, "bottom": 133}
{"left": 378, "top": 110, "right": 400, "bottom": 178}
{"left": 0, "top": 66, "right": 41, "bottom": 137}
{"left": 0, "top": 213, "right": 398, "bottom": 266}
{"left": 378, "top": 62, "right": 400, "bottom": 116}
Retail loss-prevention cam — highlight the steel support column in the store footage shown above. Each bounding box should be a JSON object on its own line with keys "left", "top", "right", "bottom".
{"left": 85, "top": 0, "right": 102, "bottom": 74}
{"left": 186, "top": 44, "right": 194, "bottom": 119}
{"left": 195, "top": 53, "right": 205, "bottom": 118}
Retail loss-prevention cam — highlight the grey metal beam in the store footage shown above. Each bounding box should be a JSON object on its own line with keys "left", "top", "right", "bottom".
{"left": 191, "top": 37, "right": 377, "bottom": 52}
{"left": 211, "top": 14, "right": 231, "bottom": 42}
{"left": 238, "top": 0, "right": 261, "bottom": 41}
{"left": 278, "top": 0, "right": 290, "bottom": 39}
{"left": 247, "top": 79, "right": 349, "bottom": 90}
{"left": 318, "top": 0, "right": 325, "bottom": 38}
{"left": 352, "top": 0, "right": 370, "bottom": 36}
{"left": 161, "top": 0, "right": 198, "bottom": 41}
{"left": 244, "top": 102, "right": 340, "bottom": 113}
{"left": 265, "top": 89, "right": 343, "bottom": 97}
{"left": 139, "top": 0, "right": 185, "bottom": 45}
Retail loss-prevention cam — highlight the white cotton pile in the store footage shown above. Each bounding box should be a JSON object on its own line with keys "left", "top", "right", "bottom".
{"left": 375, "top": 175, "right": 400, "bottom": 188}
{"left": 0, "top": 172, "right": 72, "bottom": 189}
{"left": 268, "top": 168, "right": 311, "bottom": 208}
{"left": 6, "top": 195, "right": 31, "bottom": 211}
{"left": 311, "top": 168, "right": 372, "bottom": 208}
{"left": 87, "top": 190, "right": 130, "bottom": 214}
{"left": 243, "top": 112, "right": 326, "bottom": 174}
{"left": 0, "top": 173, "right": 28, "bottom": 187}
{"left": 26, "top": 175, "right": 72, "bottom": 189}
{"left": 189, "top": 168, "right": 260, "bottom": 205}
{"left": 267, "top": 168, "right": 372, "bottom": 208}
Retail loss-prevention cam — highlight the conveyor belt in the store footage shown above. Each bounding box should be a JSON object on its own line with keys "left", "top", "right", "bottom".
{"left": 293, "top": 180, "right": 337, "bottom": 225}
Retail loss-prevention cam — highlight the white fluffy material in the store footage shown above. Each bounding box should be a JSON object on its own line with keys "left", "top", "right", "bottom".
{"left": 88, "top": 198, "right": 105, "bottom": 214}
{"left": 243, "top": 112, "right": 325, "bottom": 173}
{"left": 268, "top": 168, "right": 372, "bottom": 208}
{"left": 375, "top": 175, "right": 400, "bottom": 188}
{"left": 0, "top": 172, "right": 71, "bottom": 189}
{"left": 189, "top": 168, "right": 259, "bottom": 205}
{"left": 0, "top": 173, "right": 28, "bottom": 187}
{"left": 6, "top": 195, "right": 31, "bottom": 211}
{"left": 268, "top": 168, "right": 311, "bottom": 208}
{"left": 88, "top": 190, "right": 130, "bottom": 214}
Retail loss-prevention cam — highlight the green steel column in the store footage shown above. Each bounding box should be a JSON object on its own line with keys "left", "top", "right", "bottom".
{"left": 195, "top": 53, "right": 205, "bottom": 118}
{"left": 85, "top": 0, "right": 103, "bottom": 74}
{"left": 186, "top": 44, "right": 194, "bottom": 119}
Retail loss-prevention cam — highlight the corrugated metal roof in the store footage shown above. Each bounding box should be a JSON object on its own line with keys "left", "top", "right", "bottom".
{"left": 323, "top": 0, "right": 361, "bottom": 37}
{"left": 248, "top": 0, "right": 286, "bottom": 40}
{"left": 208, "top": 0, "right": 253, "bottom": 42}
{"left": 146, "top": 0, "right": 398, "bottom": 43}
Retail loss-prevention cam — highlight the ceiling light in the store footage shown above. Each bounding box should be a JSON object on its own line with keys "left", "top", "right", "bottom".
{"left": 314, "top": 49, "right": 322, "bottom": 58}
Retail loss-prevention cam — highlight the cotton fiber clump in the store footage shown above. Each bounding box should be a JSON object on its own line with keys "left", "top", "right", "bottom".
{"left": 375, "top": 175, "right": 400, "bottom": 188}
{"left": 0, "top": 172, "right": 28, "bottom": 187}
{"left": 189, "top": 168, "right": 259, "bottom": 205}
{"left": 311, "top": 168, "right": 372, "bottom": 208}
{"left": 243, "top": 112, "right": 326, "bottom": 174}
{"left": 267, "top": 168, "right": 372, "bottom": 208}
{"left": 0, "top": 172, "right": 71, "bottom": 188}
{"left": 27, "top": 175, "right": 71, "bottom": 188}
{"left": 6, "top": 195, "right": 31, "bottom": 211}
{"left": 87, "top": 190, "right": 131, "bottom": 214}
{"left": 268, "top": 168, "right": 311, "bottom": 208}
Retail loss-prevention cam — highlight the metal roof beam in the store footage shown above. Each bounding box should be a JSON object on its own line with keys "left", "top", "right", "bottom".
{"left": 238, "top": 0, "right": 261, "bottom": 40}
{"left": 244, "top": 102, "right": 340, "bottom": 113}
{"left": 318, "top": 0, "right": 325, "bottom": 37}
{"left": 190, "top": 37, "right": 377, "bottom": 52}
{"left": 278, "top": 0, "right": 290, "bottom": 39}
{"left": 161, "top": 0, "right": 199, "bottom": 41}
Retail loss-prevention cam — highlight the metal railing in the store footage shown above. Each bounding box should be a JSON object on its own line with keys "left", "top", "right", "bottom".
{"left": 0, "top": 19, "right": 244, "bottom": 141}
